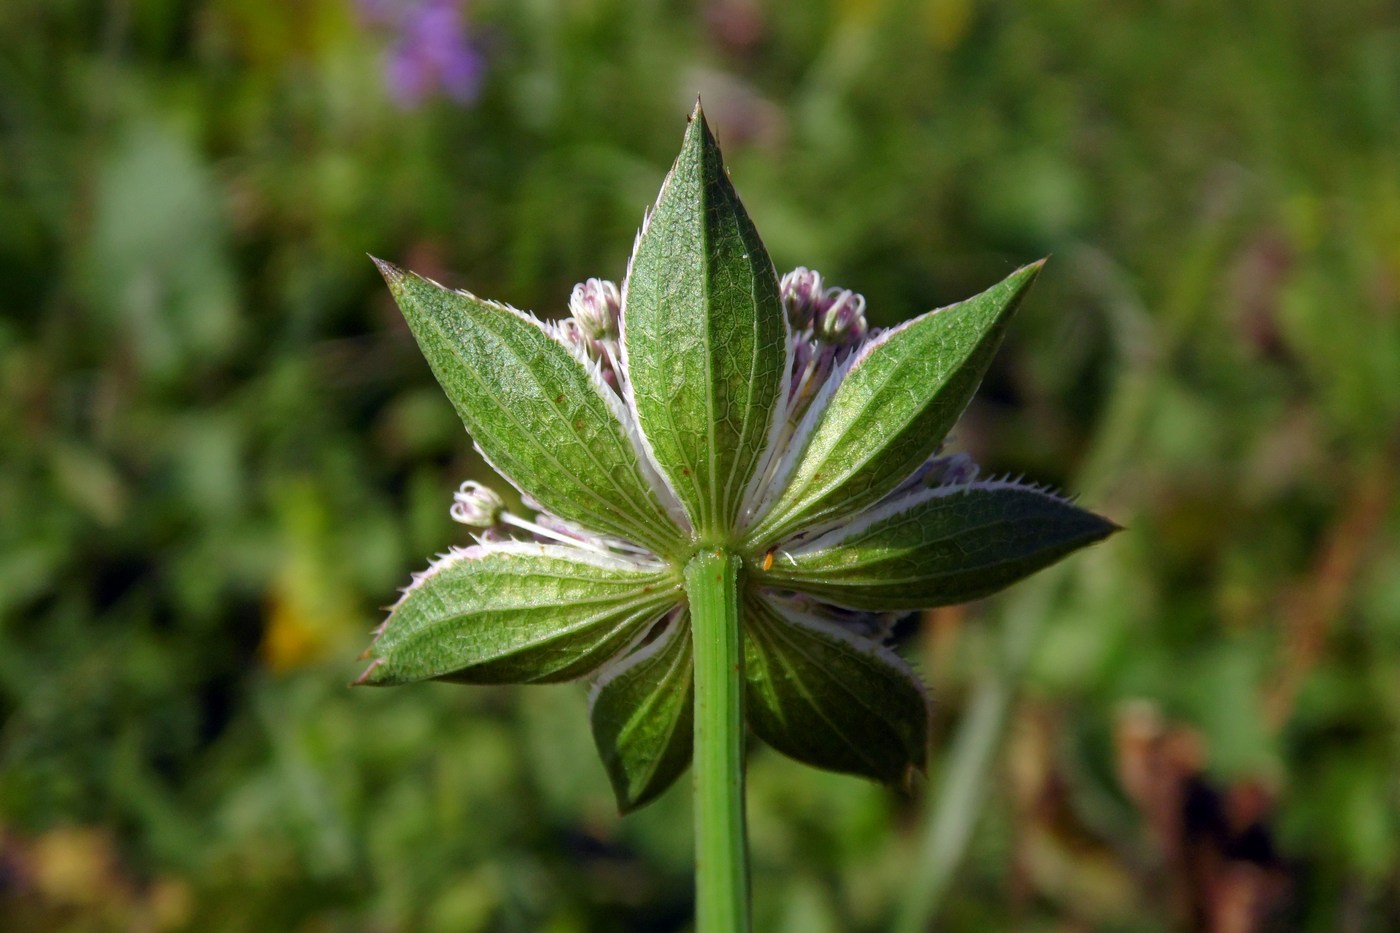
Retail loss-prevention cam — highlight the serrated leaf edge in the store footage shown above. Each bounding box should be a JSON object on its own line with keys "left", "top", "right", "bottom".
{"left": 779, "top": 476, "right": 1085, "bottom": 559}
{"left": 368, "top": 538, "right": 676, "bottom": 652}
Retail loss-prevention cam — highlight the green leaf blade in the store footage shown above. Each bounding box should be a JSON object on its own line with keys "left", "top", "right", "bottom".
{"left": 743, "top": 594, "right": 928, "bottom": 784}
{"left": 761, "top": 482, "right": 1117, "bottom": 611}
{"left": 622, "top": 105, "right": 788, "bottom": 539}
{"left": 747, "top": 262, "right": 1043, "bottom": 547}
{"left": 360, "top": 543, "right": 681, "bottom": 686}
{"left": 589, "top": 610, "right": 695, "bottom": 813}
{"left": 376, "top": 262, "right": 683, "bottom": 556}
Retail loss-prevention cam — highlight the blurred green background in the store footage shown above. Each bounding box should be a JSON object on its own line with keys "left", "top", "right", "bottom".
{"left": 3, "top": 0, "right": 1399, "bottom": 929}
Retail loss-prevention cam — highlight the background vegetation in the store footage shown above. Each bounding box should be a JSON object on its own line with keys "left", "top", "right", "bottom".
{"left": 2, "top": 0, "right": 1398, "bottom": 929}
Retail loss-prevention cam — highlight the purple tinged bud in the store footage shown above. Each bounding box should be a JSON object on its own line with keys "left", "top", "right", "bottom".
{"left": 913, "top": 451, "right": 978, "bottom": 488}
{"left": 449, "top": 480, "right": 504, "bottom": 526}
{"left": 788, "top": 338, "right": 814, "bottom": 394}
{"left": 780, "top": 267, "right": 823, "bottom": 331}
{"left": 818, "top": 288, "right": 867, "bottom": 345}
{"left": 569, "top": 278, "right": 621, "bottom": 340}
{"left": 937, "top": 452, "right": 979, "bottom": 485}
{"left": 893, "top": 451, "right": 981, "bottom": 497}
{"left": 556, "top": 318, "right": 586, "bottom": 347}
{"left": 597, "top": 361, "right": 620, "bottom": 392}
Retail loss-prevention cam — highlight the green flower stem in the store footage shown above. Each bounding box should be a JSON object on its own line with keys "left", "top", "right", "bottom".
{"left": 684, "top": 547, "right": 750, "bottom": 933}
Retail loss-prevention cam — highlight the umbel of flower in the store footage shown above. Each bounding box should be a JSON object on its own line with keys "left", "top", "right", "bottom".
{"left": 357, "top": 104, "right": 1116, "bottom": 814}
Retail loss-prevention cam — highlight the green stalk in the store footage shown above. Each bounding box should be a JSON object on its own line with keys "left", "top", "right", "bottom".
{"left": 685, "top": 547, "right": 750, "bottom": 933}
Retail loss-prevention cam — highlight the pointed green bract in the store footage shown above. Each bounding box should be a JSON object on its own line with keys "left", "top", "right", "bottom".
{"left": 744, "top": 594, "right": 928, "bottom": 784}
{"left": 360, "top": 543, "right": 680, "bottom": 685}
{"left": 376, "top": 262, "right": 683, "bottom": 556}
{"left": 589, "top": 610, "right": 695, "bottom": 813}
{"left": 760, "top": 483, "right": 1117, "bottom": 611}
{"left": 746, "top": 263, "right": 1043, "bottom": 548}
{"left": 622, "top": 105, "right": 787, "bottom": 539}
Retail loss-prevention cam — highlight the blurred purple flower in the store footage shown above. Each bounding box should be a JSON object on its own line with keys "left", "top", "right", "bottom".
{"left": 358, "top": 0, "right": 483, "bottom": 109}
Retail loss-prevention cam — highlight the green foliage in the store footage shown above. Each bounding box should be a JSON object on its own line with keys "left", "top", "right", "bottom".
{"left": 623, "top": 110, "right": 789, "bottom": 540}
{"left": 360, "top": 543, "right": 680, "bottom": 686}
{"left": 367, "top": 108, "right": 1102, "bottom": 824}
{"left": 743, "top": 595, "right": 928, "bottom": 785}
{"left": 765, "top": 483, "right": 1117, "bottom": 610}
{"left": 589, "top": 610, "right": 694, "bottom": 813}
{"left": 749, "top": 262, "right": 1043, "bottom": 546}
{"left": 375, "top": 264, "right": 684, "bottom": 555}
{"left": 1, "top": 0, "right": 1399, "bottom": 929}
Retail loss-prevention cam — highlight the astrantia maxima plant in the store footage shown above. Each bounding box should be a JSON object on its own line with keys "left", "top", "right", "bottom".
{"left": 358, "top": 103, "right": 1116, "bottom": 931}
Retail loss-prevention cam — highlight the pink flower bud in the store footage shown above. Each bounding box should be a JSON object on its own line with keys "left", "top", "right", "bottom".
{"left": 818, "top": 288, "right": 867, "bottom": 345}
{"left": 449, "top": 481, "right": 504, "bottom": 526}
{"left": 569, "top": 278, "right": 621, "bottom": 340}
{"left": 780, "top": 267, "right": 823, "bottom": 331}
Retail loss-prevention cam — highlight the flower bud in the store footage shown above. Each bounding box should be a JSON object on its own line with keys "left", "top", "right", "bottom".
{"left": 925, "top": 452, "right": 979, "bottom": 487}
{"left": 780, "top": 267, "right": 823, "bottom": 331}
{"left": 449, "top": 480, "right": 505, "bottom": 526}
{"left": 556, "top": 318, "right": 586, "bottom": 347}
{"left": 475, "top": 526, "right": 512, "bottom": 544}
{"left": 895, "top": 450, "right": 980, "bottom": 494}
{"left": 941, "top": 453, "right": 978, "bottom": 485}
{"left": 817, "top": 287, "right": 867, "bottom": 345}
{"left": 787, "top": 338, "right": 813, "bottom": 391}
{"left": 569, "top": 278, "right": 621, "bottom": 340}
